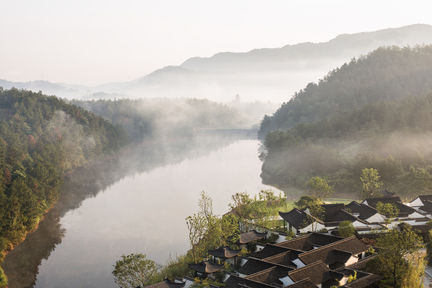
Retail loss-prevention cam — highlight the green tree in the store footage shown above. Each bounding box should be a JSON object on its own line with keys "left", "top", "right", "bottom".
{"left": 185, "top": 213, "right": 207, "bottom": 263}
{"left": 338, "top": 221, "right": 355, "bottom": 238}
{"left": 220, "top": 214, "right": 240, "bottom": 247}
{"left": 229, "top": 192, "right": 253, "bottom": 220}
{"left": 308, "top": 176, "right": 334, "bottom": 198}
{"left": 294, "top": 196, "right": 324, "bottom": 220}
{"left": 360, "top": 168, "right": 383, "bottom": 199}
{"left": 376, "top": 202, "right": 399, "bottom": 219}
{"left": 112, "top": 254, "right": 160, "bottom": 288}
{"left": 368, "top": 226, "right": 424, "bottom": 288}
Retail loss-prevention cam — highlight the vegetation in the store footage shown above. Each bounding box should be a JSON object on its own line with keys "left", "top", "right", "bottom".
{"left": 75, "top": 98, "right": 248, "bottom": 142}
{"left": 229, "top": 190, "right": 291, "bottom": 230}
{"left": 0, "top": 88, "right": 123, "bottom": 286}
{"left": 367, "top": 226, "right": 425, "bottom": 288}
{"left": 308, "top": 176, "right": 334, "bottom": 199}
{"left": 294, "top": 195, "right": 324, "bottom": 220}
{"left": 259, "top": 46, "right": 432, "bottom": 199}
{"left": 112, "top": 253, "right": 160, "bottom": 288}
{"left": 186, "top": 192, "right": 241, "bottom": 263}
{"left": 376, "top": 202, "right": 399, "bottom": 219}
{"left": 338, "top": 221, "right": 355, "bottom": 238}
{"left": 360, "top": 168, "right": 383, "bottom": 199}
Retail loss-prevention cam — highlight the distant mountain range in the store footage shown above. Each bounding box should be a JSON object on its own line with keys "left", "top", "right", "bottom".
{"left": 2, "top": 24, "right": 432, "bottom": 102}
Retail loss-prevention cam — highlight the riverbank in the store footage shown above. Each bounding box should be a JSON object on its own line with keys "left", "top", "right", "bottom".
{"left": 2, "top": 136, "right": 263, "bottom": 288}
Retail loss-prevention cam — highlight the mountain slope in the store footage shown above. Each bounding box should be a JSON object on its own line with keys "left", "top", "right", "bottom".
{"left": 105, "top": 24, "right": 432, "bottom": 102}
{"left": 258, "top": 46, "right": 432, "bottom": 200}
{"left": 2, "top": 24, "right": 432, "bottom": 102}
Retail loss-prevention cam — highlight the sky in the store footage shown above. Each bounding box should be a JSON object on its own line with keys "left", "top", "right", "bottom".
{"left": 1, "top": 0, "right": 432, "bottom": 86}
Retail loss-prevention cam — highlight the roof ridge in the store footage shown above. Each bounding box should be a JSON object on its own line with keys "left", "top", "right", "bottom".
{"left": 288, "top": 260, "right": 326, "bottom": 275}
{"left": 246, "top": 266, "right": 278, "bottom": 278}
{"left": 297, "top": 236, "right": 356, "bottom": 257}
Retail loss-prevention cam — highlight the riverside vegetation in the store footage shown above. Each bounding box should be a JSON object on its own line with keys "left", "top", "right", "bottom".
{"left": 0, "top": 88, "right": 124, "bottom": 285}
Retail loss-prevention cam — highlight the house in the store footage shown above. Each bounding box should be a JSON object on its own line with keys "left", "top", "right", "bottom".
{"left": 345, "top": 201, "right": 385, "bottom": 223}
{"left": 362, "top": 196, "right": 401, "bottom": 207}
{"left": 407, "top": 195, "right": 432, "bottom": 209}
{"left": 238, "top": 258, "right": 278, "bottom": 277}
{"left": 239, "top": 230, "right": 267, "bottom": 245}
{"left": 296, "top": 236, "right": 369, "bottom": 269}
{"left": 225, "top": 233, "right": 377, "bottom": 288}
{"left": 188, "top": 261, "right": 224, "bottom": 278}
{"left": 208, "top": 246, "right": 241, "bottom": 265}
{"left": 279, "top": 209, "right": 325, "bottom": 234}
{"left": 275, "top": 233, "right": 342, "bottom": 251}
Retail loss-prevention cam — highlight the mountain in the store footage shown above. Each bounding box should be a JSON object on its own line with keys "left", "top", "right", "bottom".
{"left": 2, "top": 24, "right": 432, "bottom": 102}
{"left": 102, "top": 24, "right": 432, "bottom": 102}
{"left": 0, "top": 79, "right": 91, "bottom": 99}
{"left": 258, "top": 46, "right": 432, "bottom": 200}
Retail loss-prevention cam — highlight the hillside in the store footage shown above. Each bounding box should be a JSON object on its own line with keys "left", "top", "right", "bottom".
{"left": 259, "top": 46, "right": 432, "bottom": 199}
{"left": 0, "top": 88, "right": 123, "bottom": 283}
{"left": 74, "top": 98, "right": 258, "bottom": 142}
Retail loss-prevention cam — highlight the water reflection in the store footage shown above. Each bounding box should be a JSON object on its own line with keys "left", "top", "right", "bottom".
{"left": 2, "top": 134, "right": 275, "bottom": 288}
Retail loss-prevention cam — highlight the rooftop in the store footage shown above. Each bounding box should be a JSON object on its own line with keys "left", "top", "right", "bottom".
{"left": 239, "top": 230, "right": 267, "bottom": 244}
{"left": 279, "top": 209, "right": 317, "bottom": 230}
{"left": 188, "top": 261, "right": 224, "bottom": 274}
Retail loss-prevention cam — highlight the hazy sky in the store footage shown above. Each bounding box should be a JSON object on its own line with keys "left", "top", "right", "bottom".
{"left": 1, "top": 0, "right": 432, "bottom": 86}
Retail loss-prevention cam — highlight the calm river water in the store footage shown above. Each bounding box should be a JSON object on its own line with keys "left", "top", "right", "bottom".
{"left": 3, "top": 137, "right": 278, "bottom": 288}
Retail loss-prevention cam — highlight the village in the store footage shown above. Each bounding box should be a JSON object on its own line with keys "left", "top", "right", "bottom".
{"left": 144, "top": 192, "right": 432, "bottom": 288}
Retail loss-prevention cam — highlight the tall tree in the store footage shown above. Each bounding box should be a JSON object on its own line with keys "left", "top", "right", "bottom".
{"left": 294, "top": 196, "right": 324, "bottom": 220}
{"left": 368, "top": 226, "right": 424, "bottom": 288}
{"left": 360, "top": 168, "right": 383, "bottom": 199}
{"left": 185, "top": 213, "right": 207, "bottom": 263}
{"left": 308, "top": 176, "right": 334, "bottom": 199}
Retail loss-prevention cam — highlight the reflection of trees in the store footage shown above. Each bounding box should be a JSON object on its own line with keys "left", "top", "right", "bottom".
{"left": 1, "top": 133, "right": 252, "bottom": 288}
{"left": 2, "top": 211, "right": 64, "bottom": 288}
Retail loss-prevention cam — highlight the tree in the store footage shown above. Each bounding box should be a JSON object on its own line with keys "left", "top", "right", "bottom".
{"left": 185, "top": 213, "right": 207, "bottom": 263}
{"left": 229, "top": 192, "right": 253, "bottom": 220}
{"left": 198, "top": 191, "right": 213, "bottom": 221}
{"left": 219, "top": 214, "right": 240, "bottom": 246}
{"left": 112, "top": 254, "right": 160, "bottom": 288}
{"left": 338, "top": 221, "right": 355, "bottom": 238}
{"left": 376, "top": 202, "right": 399, "bottom": 219}
{"left": 360, "top": 168, "right": 383, "bottom": 199}
{"left": 308, "top": 176, "right": 334, "bottom": 198}
{"left": 368, "top": 226, "right": 424, "bottom": 287}
{"left": 294, "top": 196, "right": 324, "bottom": 220}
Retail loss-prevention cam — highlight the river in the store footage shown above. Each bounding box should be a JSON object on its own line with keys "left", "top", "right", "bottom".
{"left": 2, "top": 136, "right": 278, "bottom": 288}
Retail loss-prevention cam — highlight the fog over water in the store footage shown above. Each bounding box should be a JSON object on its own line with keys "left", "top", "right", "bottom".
{"left": 2, "top": 137, "right": 278, "bottom": 288}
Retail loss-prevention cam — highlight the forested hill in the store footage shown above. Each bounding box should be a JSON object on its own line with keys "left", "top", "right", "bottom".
{"left": 73, "top": 98, "right": 251, "bottom": 142}
{"left": 259, "top": 46, "right": 432, "bottom": 138}
{"left": 0, "top": 88, "right": 123, "bottom": 284}
{"left": 259, "top": 46, "right": 432, "bottom": 200}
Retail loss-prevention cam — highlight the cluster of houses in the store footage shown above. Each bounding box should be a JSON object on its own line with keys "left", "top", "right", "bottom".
{"left": 280, "top": 194, "right": 432, "bottom": 235}
{"left": 146, "top": 194, "right": 432, "bottom": 288}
